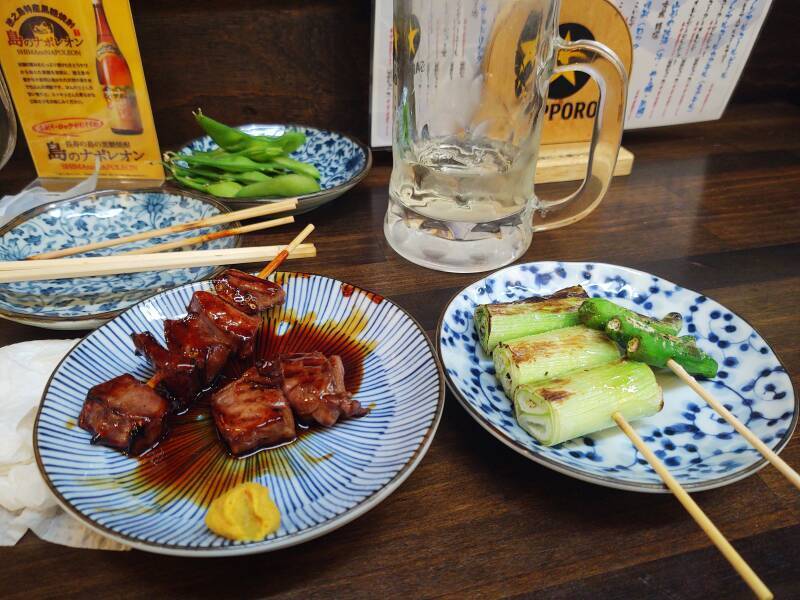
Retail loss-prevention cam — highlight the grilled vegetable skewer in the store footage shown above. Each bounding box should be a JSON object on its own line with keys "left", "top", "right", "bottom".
{"left": 493, "top": 325, "right": 621, "bottom": 396}
{"left": 475, "top": 286, "right": 588, "bottom": 354}
{"left": 579, "top": 297, "right": 682, "bottom": 336}
{"left": 604, "top": 315, "right": 718, "bottom": 378}
{"left": 514, "top": 360, "right": 663, "bottom": 447}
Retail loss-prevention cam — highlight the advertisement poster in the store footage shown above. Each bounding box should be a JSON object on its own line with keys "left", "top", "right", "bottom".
{"left": 0, "top": 0, "right": 162, "bottom": 179}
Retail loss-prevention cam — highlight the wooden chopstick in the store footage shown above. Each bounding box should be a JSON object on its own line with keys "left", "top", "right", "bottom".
{"left": 123, "top": 216, "right": 295, "bottom": 255}
{"left": 613, "top": 412, "right": 773, "bottom": 600}
{"left": 258, "top": 224, "right": 315, "bottom": 278}
{"left": 0, "top": 244, "right": 316, "bottom": 283}
{"left": 667, "top": 359, "right": 800, "bottom": 491}
{"left": 26, "top": 198, "right": 298, "bottom": 260}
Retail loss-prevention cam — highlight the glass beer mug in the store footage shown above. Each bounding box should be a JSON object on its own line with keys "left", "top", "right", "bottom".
{"left": 385, "top": 0, "right": 627, "bottom": 272}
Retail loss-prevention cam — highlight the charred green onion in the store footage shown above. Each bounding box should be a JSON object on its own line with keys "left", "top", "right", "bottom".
{"left": 493, "top": 325, "right": 621, "bottom": 396}
{"left": 475, "top": 286, "right": 588, "bottom": 354}
{"left": 514, "top": 360, "right": 663, "bottom": 446}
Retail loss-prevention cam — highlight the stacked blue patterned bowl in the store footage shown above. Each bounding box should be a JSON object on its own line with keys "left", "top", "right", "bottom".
{"left": 0, "top": 189, "right": 240, "bottom": 329}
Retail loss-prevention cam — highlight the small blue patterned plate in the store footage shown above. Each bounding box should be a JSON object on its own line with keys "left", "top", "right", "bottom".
{"left": 177, "top": 124, "right": 372, "bottom": 213}
{"left": 35, "top": 273, "right": 444, "bottom": 556}
{"left": 0, "top": 190, "right": 239, "bottom": 330}
{"left": 438, "top": 262, "right": 796, "bottom": 493}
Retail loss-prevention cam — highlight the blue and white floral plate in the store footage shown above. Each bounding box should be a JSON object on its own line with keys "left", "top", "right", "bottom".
{"left": 438, "top": 261, "right": 796, "bottom": 493}
{"left": 177, "top": 124, "right": 372, "bottom": 213}
{"left": 0, "top": 190, "right": 239, "bottom": 330}
{"left": 34, "top": 273, "right": 444, "bottom": 556}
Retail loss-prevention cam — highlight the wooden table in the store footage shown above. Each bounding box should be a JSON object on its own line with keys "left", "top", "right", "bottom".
{"left": 1, "top": 102, "right": 799, "bottom": 598}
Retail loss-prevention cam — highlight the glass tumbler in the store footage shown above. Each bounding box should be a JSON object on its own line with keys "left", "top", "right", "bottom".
{"left": 385, "top": 0, "right": 627, "bottom": 272}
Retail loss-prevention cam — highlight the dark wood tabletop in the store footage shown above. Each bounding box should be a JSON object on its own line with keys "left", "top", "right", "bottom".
{"left": 1, "top": 101, "right": 799, "bottom": 599}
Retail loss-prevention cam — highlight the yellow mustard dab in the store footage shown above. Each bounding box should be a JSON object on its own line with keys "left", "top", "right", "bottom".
{"left": 205, "top": 482, "right": 280, "bottom": 541}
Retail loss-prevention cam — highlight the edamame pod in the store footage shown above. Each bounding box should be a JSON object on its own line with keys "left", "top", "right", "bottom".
{"left": 193, "top": 109, "right": 255, "bottom": 153}
{"left": 236, "top": 144, "right": 284, "bottom": 162}
{"left": 205, "top": 180, "right": 243, "bottom": 198}
{"left": 235, "top": 174, "right": 321, "bottom": 198}
{"left": 271, "top": 156, "right": 320, "bottom": 180}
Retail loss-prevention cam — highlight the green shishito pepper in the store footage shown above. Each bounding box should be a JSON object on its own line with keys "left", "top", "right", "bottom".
{"left": 605, "top": 315, "right": 718, "bottom": 378}
{"left": 579, "top": 297, "right": 683, "bottom": 336}
{"left": 236, "top": 174, "right": 320, "bottom": 198}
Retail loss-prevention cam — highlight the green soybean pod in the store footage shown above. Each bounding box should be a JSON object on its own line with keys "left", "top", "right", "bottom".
{"left": 271, "top": 156, "right": 321, "bottom": 180}
{"left": 235, "top": 174, "right": 321, "bottom": 198}
{"left": 205, "top": 180, "right": 243, "bottom": 198}
{"left": 193, "top": 109, "right": 254, "bottom": 153}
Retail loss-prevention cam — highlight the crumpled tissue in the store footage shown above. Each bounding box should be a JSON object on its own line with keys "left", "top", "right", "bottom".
{"left": 0, "top": 339, "right": 128, "bottom": 550}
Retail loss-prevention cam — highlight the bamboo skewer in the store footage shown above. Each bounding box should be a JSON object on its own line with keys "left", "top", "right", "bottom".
{"left": 667, "top": 359, "right": 800, "bottom": 491}
{"left": 146, "top": 224, "right": 316, "bottom": 389}
{"left": 258, "top": 224, "right": 315, "bottom": 278}
{"left": 0, "top": 244, "right": 316, "bottom": 283}
{"left": 26, "top": 198, "right": 298, "bottom": 260}
{"left": 123, "top": 216, "right": 295, "bottom": 255}
{"left": 612, "top": 412, "right": 773, "bottom": 600}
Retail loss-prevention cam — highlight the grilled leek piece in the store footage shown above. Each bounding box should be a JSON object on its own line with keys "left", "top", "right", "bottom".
{"left": 475, "top": 286, "right": 588, "bottom": 354}
{"left": 493, "top": 325, "right": 621, "bottom": 397}
{"left": 514, "top": 360, "right": 663, "bottom": 446}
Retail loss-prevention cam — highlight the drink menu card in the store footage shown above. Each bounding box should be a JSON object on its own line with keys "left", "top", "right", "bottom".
{"left": 0, "top": 0, "right": 162, "bottom": 179}
{"left": 617, "top": 0, "right": 772, "bottom": 129}
{"left": 370, "top": 0, "right": 774, "bottom": 146}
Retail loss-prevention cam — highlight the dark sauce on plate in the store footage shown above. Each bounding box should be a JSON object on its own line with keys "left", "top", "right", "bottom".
{"left": 128, "top": 304, "right": 376, "bottom": 508}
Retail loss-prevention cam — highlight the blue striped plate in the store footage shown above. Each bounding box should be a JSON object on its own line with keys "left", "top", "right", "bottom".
{"left": 34, "top": 273, "right": 444, "bottom": 556}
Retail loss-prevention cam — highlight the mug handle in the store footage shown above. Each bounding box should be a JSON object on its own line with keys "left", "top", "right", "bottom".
{"left": 532, "top": 38, "right": 628, "bottom": 231}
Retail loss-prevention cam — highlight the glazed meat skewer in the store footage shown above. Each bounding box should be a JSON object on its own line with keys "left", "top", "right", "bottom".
{"left": 80, "top": 227, "right": 313, "bottom": 456}
{"left": 142, "top": 224, "right": 314, "bottom": 390}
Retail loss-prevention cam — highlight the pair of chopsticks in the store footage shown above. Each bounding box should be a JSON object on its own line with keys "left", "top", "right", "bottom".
{"left": 610, "top": 355, "right": 798, "bottom": 599}
{"left": 0, "top": 198, "right": 313, "bottom": 283}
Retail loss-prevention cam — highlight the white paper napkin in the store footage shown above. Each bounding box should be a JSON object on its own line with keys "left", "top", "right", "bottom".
{"left": 0, "top": 339, "right": 129, "bottom": 551}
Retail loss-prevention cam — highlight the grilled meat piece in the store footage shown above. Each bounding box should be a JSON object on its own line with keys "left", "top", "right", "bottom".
{"left": 211, "top": 367, "right": 296, "bottom": 455}
{"left": 164, "top": 313, "right": 234, "bottom": 384}
{"left": 78, "top": 374, "right": 170, "bottom": 455}
{"left": 278, "top": 352, "right": 368, "bottom": 427}
{"left": 188, "top": 291, "right": 260, "bottom": 358}
{"left": 213, "top": 268, "right": 285, "bottom": 315}
{"left": 132, "top": 332, "right": 202, "bottom": 411}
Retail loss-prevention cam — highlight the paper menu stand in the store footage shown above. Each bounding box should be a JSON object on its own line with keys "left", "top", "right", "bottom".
{"left": 0, "top": 0, "right": 163, "bottom": 189}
